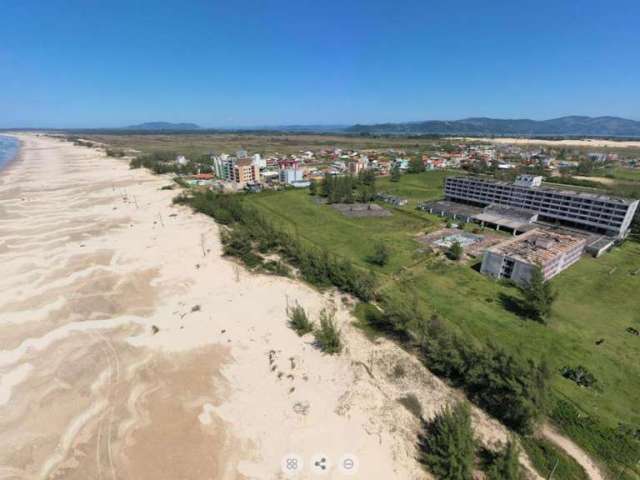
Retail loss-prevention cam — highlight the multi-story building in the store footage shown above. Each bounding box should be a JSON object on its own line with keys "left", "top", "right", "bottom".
{"left": 445, "top": 175, "right": 638, "bottom": 238}
{"left": 481, "top": 228, "right": 586, "bottom": 285}
{"left": 212, "top": 154, "right": 235, "bottom": 180}
{"left": 232, "top": 159, "right": 259, "bottom": 186}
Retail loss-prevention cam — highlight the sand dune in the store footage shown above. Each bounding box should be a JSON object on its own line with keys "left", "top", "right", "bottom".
{"left": 0, "top": 134, "right": 541, "bottom": 479}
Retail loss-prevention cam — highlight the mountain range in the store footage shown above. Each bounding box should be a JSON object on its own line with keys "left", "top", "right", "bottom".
{"left": 124, "top": 122, "right": 201, "bottom": 131}
{"left": 345, "top": 116, "right": 640, "bottom": 137}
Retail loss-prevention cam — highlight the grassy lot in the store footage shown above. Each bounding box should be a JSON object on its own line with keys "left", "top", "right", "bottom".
{"left": 244, "top": 171, "right": 640, "bottom": 435}
{"left": 78, "top": 132, "right": 449, "bottom": 157}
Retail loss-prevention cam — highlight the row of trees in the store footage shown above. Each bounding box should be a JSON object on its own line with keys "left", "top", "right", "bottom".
{"left": 178, "top": 190, "right": 550, "bottom": 435}
{"left": 365, "top": 300, "right": 551, "bottom": 434}
{"left": 178, "top": 190, "right": 377, "bottom": 302}
{"left": 419, "top": 402, "right": 522, "bottom": 480}
{"left": 130, "top": 151, "right": 213, "bottom": 175}
{"left": 312, "top": 170, "right": 377, "bottom": 203}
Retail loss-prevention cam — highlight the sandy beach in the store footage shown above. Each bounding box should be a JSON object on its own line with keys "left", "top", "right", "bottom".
{"left": 0, "top": 134, "right": 542, "bottom": 480}
{"left": 456, "top": 136, "right": 640, "bottom": 148}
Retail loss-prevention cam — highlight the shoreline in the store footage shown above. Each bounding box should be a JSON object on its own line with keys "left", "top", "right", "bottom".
{"left": 0, "top": 134, "right": 22, "bottom": 176}
{"left": 0, "top": 134, "right": 543, "bottom": 479}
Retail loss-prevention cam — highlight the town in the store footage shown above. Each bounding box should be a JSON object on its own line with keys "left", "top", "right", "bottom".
{"left": 153, "top": 140, "right": 640, "bottom": 285}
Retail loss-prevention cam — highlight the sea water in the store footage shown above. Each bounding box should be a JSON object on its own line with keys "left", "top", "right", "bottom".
{"left": 0, "top": 135, "right": 19, "bottom": 171}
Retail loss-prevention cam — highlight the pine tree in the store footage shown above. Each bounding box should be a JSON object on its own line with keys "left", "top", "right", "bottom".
{"left": 390, "top": 164, "right": 401, "bottom": 182}
{"left": 521, "top": 266, "right": 556, "bottom": 323}
{"left": 418, "top": 402, "right": 476, "bottom": 480}
{"left": 485, "top": 440, "right": 522, "bottom": 480}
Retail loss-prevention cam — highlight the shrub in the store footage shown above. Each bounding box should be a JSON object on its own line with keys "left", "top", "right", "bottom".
{"left": 560, "top": 365, "right": 598, "bottom": 388}
{"left": 418, "top": 402, "right": 476, "bottom": 480}
{"left": 482, "top": 440, "right": 522, "bottom": 480}
{"left": 287, "top": 303, "right": 313, "bottom": 336}
{"left": 366, "top": 241, "right": 390, "bottom": 266}
{"left": 447, "top": 240, "right": 464, "bottom": 260}
{"left": 314, "top": 309, "right": 342, "bottom": 354}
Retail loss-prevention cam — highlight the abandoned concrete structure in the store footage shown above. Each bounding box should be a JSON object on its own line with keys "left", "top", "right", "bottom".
{"left": 444, "top": 175, "right": 639, "bottom": 238}
{"left": 480, "top": 229, "right": 587, "bottom": 285}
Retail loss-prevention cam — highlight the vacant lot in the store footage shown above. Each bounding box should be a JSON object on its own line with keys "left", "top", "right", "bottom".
{"left": 245, "top": 172, "right": 640, "bottom": 436}
{"left": 79, "top": 132, "right": 449, "bottom": 157}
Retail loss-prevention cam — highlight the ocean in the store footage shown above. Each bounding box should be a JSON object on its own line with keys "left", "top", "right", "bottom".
{"left": 0, "top": 135, "right": 19, "bottom": 171}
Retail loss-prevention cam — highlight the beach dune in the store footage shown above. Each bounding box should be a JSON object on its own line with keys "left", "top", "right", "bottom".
{"left": 0, "top": 134, "right": 539, "bottom": 480}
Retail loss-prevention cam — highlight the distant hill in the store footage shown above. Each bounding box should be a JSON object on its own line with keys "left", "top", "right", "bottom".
{"left": 345, "top": 116, "right": 640, "bottom": 137}
{"left": 124, "top": 122, "right": 201, "bottom": 131}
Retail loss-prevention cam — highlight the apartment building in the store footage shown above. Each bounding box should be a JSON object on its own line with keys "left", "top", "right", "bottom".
{"left": 445, "top": 175, "right": 638, "bottom": 238}
{"left": 232, "top": 159, "right": 259, "bottom": 186}
{"left": 481, "top": 229, "right": 586, "bottom": 285}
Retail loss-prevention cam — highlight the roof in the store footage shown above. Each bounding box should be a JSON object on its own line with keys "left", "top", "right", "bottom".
{"left": 236, "top": 158, "right": 253, "bottom": 167}
{"left": 446, "top": 176, "right": 638, "bottom": 205}
{"left": 487, "top": 228, "right": 586, "bottom": 266}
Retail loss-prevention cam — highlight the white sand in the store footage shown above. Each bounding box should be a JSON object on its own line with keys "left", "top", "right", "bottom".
{"left": 454, "top": 136, "right": 640, "bottom": 148}
{"left": 0, "top": 134, "right": 542, "bottom": 479}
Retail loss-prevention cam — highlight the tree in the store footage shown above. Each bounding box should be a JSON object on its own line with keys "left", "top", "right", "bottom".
{"left": 390, "top": 163, "right": 401, "bottom": 182}
{"left": 447, "top": 240, "right": 464, "bottom": 260}
{"left": 521, "top": 266, "right": 557, "bottom": 322}
{"left": 309, "top": 179, "right": 318, "bottom": 196}
{"left": 366, "top": 241, "right": 390, "bottom": 266}
{"left": 418, "top": 402, "right": 476, "bottom": 480}
{"left": 484, "top": 440, "right": 522, "bottom": 480}
{"left": 408, "top": 157, "right": 425, "bottom": 174}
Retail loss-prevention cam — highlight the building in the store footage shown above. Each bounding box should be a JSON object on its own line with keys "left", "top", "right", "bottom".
{"left": 176, "top": 155, "right": 189, "bottom": 166}
{"left": 232, "top": 159, "right": 259, "bottom": 186}
{"left": 280, "top": 167, "right": 304, "bottom": 185}
{"left": 212, "top": 154, "right": 235, "bottom": 180}
{"left": 444, "top": 175, "right": 639, "bottom": 238}
{"left": 481, "top": 229, "right": 586, "bottom": 285}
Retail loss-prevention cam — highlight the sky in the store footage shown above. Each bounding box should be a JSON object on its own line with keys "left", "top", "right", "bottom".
{"left": 1, "top": 0, "right": 639, "bottom": 128}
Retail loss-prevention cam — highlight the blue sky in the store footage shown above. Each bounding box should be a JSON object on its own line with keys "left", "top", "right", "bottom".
{"left": 1, "top": 0, "right": 639, "bottom": 128}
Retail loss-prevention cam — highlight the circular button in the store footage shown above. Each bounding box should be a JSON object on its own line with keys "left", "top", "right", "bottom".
{"left": 338, "top": 453, "right": 359, "bottom": 475}
{"left": 310, "top": 453, "right": 330, "bottom": 475}
{"left": 281, "top": 453, "right": 303, "bottom": 476}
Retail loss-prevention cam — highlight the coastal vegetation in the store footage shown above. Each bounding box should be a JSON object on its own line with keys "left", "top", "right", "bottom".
{"left": 313, "top": 309, "right": 342, "bottom": 354}
{"left": 287, "top": 303, "right": 314, "bottom": 336}
{"left": 418, "top": 402, "right": 476, "bottom": 480}
{"left": 172, "top": 168, "right": 640, "bottom": 478}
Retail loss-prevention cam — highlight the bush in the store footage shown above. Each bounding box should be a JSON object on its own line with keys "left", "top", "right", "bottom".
{"left": 287, "top": 303, "right": 313, "bottom": 336}
{"left": 560, "top": 366, "right": 598, "bottom": 388}
{"left": 366, "top": 241, "right": 390, "bottom": 266}
{"left": 482, "top": 440, "right": 522, "bottom": 480}
{"left": 418, "top": 402, "right": 476, "bottom": 480}
{"left": 419, "top": 316, "right": 550, "bottom": 434}
{"left": 447, "top": 240, "right": 464, "bottom": 260}
{"left": 314, "top": 309, "right": 342, "bottom": 354}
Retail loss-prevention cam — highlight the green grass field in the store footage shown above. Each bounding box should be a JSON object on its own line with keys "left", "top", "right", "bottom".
{"left": 245, "top": 172, "right": 640, "bottom": 435}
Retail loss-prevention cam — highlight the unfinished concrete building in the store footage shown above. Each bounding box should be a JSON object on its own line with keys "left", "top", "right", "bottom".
{"left": 480, "top": 229, "right": 586, "bottom": 285}
{"left": 444, "top": 175, "right": 639, "bottom": 238}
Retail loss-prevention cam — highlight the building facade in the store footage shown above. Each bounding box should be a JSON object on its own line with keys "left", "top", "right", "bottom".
{"left": 232, "top": 159, "right": 259, "bottom": 186}
{"left": 445, "top": 175, "right": 638, "bottom": 238}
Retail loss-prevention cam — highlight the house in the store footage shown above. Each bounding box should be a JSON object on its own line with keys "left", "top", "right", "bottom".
{"left": 176, "top": 155, "right": 189, "bottom": 166}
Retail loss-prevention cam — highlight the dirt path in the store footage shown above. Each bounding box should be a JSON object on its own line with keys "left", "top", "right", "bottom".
{"left": 542, "top": 423, "right": 605, "bottom": 480}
